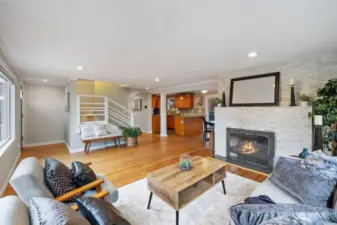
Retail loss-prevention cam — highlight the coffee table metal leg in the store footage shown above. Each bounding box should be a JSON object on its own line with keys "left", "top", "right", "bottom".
{"left": 222, "top": 180, "right": 226, "bottom": 195}
{"left": 147, "top": 192, "right": 153, "bottom": 209}
{"left": 176, "top": 211, "right": 179, "bottom": 225}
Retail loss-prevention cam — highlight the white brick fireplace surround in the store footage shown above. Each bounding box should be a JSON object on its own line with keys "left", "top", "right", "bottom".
{"left": 214, "top": 107, "right": 312, "bottom": 158}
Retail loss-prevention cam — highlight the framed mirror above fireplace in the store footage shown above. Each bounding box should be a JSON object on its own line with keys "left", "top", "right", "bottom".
{"left": 229, "top": 72, "right": 280, "bottom": 106}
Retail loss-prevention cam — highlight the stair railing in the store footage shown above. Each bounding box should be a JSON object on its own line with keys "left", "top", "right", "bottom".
{"left": 77, "top": 95, "right": 134, "bottom": 131}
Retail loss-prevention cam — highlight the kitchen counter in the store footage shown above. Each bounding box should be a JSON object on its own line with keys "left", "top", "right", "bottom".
{"left": 175, "top": 116, "right": 203, "bottom": 136}
{"left": 152, "top": 115, "right": 203, "bottom": 136}
{"left": 167, "top": 115, "right": 204, "bottom": 118}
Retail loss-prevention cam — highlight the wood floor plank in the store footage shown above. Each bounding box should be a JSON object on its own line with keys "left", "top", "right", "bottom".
{"left": 3, "top": 134, "right": 267, "bottom": 197}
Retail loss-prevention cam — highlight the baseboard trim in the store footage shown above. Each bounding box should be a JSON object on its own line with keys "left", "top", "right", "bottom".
{"left": 23, "top": 140, "right": 65, "bottom": 147}
{"left": 69, "top": 142, "right": 120, "bottom": 154}
{"left": 64, "top": 141, "right": 71, "bottom": 152}
{"left": 0, "top": 152, "right": 21, "bottom": 197}
{"left": 69, "top": 147, "right": 84, "bottom": 153}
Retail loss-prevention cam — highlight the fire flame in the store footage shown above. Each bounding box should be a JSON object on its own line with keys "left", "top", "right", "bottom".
{"left": 241, "top": 141, "right": 259, "bottom": 154}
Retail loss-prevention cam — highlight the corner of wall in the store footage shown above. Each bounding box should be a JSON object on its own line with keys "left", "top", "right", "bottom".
{"left": 0, "top": 150, "right": 20, "bottom": 197}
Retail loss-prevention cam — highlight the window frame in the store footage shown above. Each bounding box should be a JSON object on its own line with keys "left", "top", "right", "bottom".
{"left": 0, "top": 70, "right": 15, "bottom": 151}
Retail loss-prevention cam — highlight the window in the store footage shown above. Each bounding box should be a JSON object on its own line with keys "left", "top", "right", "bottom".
{"left": 0, "top": 71, "right": 14, "bottom": 149}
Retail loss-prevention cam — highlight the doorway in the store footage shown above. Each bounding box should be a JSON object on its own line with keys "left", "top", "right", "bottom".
{"left": 205, "top": 94, "right": 218, "bottom": 122}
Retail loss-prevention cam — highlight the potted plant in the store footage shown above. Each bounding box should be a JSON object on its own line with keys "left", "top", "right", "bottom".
{"left": 312, "top": 79, "right": 337, "bottom": 154}
{"left": 216, "top": 98, "right": 222, "bottom": 107}
{"left": 121, "top": 126, "right": 142, "bottom": 147}
{"left": 324, "top": 123, "right": 337, "bottom": 155}
{"left": 299, "top": 92, "right": 311, "bottom": 107}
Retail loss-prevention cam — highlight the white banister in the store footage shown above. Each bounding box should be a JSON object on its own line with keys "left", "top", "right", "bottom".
{"left": 130, "top": 112, "right": 135, "bottom": 126}
{"left": 77, "top": 94, "right": 135, "bottom": 129}
{"left": 104, "top": 97, "right": 108, "bottom": 125}
{"left": 108, "top": 110, "right": 131, "bottom": 124}
{"left": 107, "top": 98, "right": 130, "bottom": 111}
{"left": 76, "top": 95, "right": 80, "bottom": 133}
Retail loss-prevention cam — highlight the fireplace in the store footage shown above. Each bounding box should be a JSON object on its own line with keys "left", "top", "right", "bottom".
{"left": 226, "top": 128, "right": 275, "bottom": 172}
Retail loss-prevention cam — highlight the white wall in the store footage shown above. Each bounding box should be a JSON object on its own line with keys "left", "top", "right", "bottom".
{"left": 66, "top": 80, "right": 133, "bottom": 152}
{"left": 215, "top": 55, "right": 337, "bottom": 158}
{"left": 66, "top": 80, "right": 83, "bottom": 152}
{"left": 215, "top": 107, "right": 312, "bottom": 157}
{"left": 23, "top": 83, "right": 66, "bottom": 146}
{"left": 217, "top": 56, "right": 337, "bottom": 105}
{"left": 128, "top": 90, "right": 150, "bottom": 133}
{"left": 0, "top": 49, "right": 21, "bottom": 196}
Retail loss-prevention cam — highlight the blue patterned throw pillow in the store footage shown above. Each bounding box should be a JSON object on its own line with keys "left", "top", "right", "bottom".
{"left": 269, "top": 157, "right": 336, "bottom": 207}
{"left": 300, "top": 151, "right": 337, "bottom": 181}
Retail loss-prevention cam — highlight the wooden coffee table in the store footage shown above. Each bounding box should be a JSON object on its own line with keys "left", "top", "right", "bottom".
{"left": 147, "top": 156, "right": 227, "bottom": 225}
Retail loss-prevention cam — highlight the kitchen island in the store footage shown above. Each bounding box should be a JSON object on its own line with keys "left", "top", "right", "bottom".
{"left": 152, "top": 115, "right": 203, "bottom": 136}
{"left": 174, "top": 116, "right": 203, "bottom": 136}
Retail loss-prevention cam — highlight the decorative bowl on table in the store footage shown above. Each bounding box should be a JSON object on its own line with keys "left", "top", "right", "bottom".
{"left": 179, "top": 154, "right": 192, "bottom": 171}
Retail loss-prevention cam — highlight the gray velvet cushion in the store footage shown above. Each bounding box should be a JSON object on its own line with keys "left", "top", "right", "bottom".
{"left": 29, "top": 197, "right": 90, "bottom": 225}
{"left": 76, "top": 197, "right": 131, "bottom": 225}
{"left": 269, "top": 157, "right": 336, "bottom": 207}
{"left": 229, "top": 204, "right": 337, "bottom": 225}
{"left": 44, "top": 158, "right": 77, "bottom": 197}
{"left": 72, "top": 161, "right": 97, "bottom": 187}
{"left": 0, "top": 196, "right": 30, "bottom": 225}
{"left": 9, "top": 157, "right": 54, "bottom": 205}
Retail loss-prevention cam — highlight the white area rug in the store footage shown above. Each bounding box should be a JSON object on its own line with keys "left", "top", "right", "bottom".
{"left": 114, "top": 173, "right": 259, "bottom": 225}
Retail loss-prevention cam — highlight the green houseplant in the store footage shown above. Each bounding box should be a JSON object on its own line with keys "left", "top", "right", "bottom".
{"left": 312, "top": 79, "right": 337, "bottom": 154}
{"left": 299, "top": 93, "right": 312, "bottom": 107}
{"left": 121, "top": 126, "right": 142, "bottom": 147}
{"left": 216, "top": 98, "right": 222, "bottom": 107}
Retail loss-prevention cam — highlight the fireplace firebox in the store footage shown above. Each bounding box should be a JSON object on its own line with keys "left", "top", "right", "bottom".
{"left": 226, "top": 128, "right": 275, "bottom": 172}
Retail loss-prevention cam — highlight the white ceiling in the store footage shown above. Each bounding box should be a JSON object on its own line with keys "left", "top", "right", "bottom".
{"left": 1, "top": 0, "right": 337, "bottom": 89}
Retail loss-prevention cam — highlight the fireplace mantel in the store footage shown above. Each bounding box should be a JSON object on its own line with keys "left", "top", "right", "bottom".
{"left": 214, "top": 106, "right": 312, "bottom": 158}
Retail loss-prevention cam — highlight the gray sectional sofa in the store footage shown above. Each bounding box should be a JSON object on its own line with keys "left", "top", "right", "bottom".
{"left": 249, "top": 156, "right": 301, "bottom": 205}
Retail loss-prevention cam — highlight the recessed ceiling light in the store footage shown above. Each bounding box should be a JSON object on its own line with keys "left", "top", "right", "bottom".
{"left": 201, "top": 90, "right": 208, "bottom": 94}
{"left": 248, "top": 51, "right": 258, "bottom": 59}
{"left": 145, "top": 87, "right": 149, "bottom": 90}
{"left": 155, "top": 78, "right": 160, "bottom": 82}
{"left": 76, "top": 65, "right": 84, "bottom": 70}
{"left": 120, "top": 84, "right": 129, "bottom": 87}
{"left": 42, "top": 79, "right": 48, "bottom": 82}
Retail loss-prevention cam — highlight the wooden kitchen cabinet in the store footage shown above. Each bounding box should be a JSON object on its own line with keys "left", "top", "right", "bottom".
{"left": 167, "top": 115, "right": 175, "bottom": 129}
{"left": 175, "top": 93, "right": 194, "bottom": 108}
{"left": 152, "top": 94, "right": 160, "bottom": 108}
{"left": 174, "top": 116, "right": 202, "bottom": 136}
{"left": 152, "top": 115, "right": 160, "bottom": 133}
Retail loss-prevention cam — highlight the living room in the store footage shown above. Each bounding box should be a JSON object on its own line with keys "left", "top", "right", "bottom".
{"left": 1, "top": 1, "right": 337, "bottom": 225}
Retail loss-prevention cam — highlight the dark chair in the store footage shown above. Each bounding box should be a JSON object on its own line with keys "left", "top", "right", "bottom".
{"left": 202, "top": 117, "right": 214, "bottom": 143}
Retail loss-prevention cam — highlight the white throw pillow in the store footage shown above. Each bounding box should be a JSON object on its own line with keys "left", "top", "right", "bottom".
{"left": 93, "top": 124, "right": 109, "bottom": 136}
{"left": 80, "top": 125, "right": 95, "bottom": 139}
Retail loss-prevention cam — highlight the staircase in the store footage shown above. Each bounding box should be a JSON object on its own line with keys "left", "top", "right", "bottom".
{"left": 76, "top": 95, "right": 134, "bottom": 128}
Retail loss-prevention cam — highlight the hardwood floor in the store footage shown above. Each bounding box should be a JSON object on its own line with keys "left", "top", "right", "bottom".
{"left": 4, "top": 134, "right": 267, "bottom": 196}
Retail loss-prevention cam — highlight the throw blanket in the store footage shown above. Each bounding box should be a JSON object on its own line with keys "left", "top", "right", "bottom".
{"left": 244, "top": 195, "right": 275, "bottom": 204}
{"left": 229, "top": 204, "right": 337, "bottom": 225}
